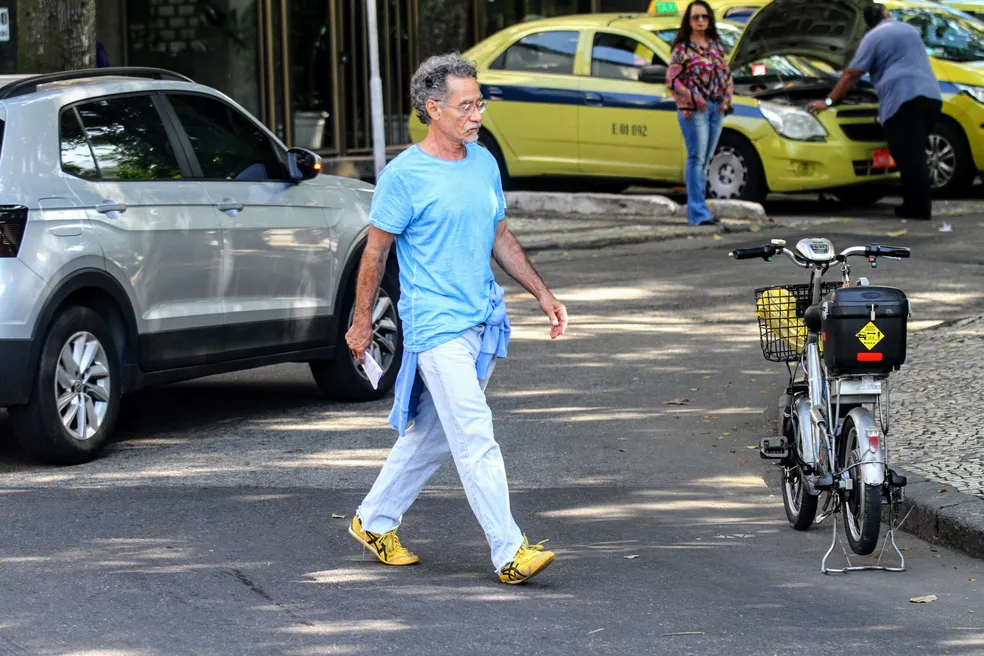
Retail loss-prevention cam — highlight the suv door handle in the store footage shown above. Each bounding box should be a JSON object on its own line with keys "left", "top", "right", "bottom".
{"left": 584, "top": 92, "right": 603, "bottom": 106}
{"left": 96, "top": 200, "right": 127, "bottom": 216}
{"left": 486, "top": 86, "right": 504, "bottom": 99}
{"left": 216, "top": 199, "right": 244, "bottom": 213}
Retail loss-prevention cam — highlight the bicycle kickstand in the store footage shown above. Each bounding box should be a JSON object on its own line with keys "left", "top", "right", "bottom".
{"left": 821, "top": 500, "right": 908, "bottom": 574}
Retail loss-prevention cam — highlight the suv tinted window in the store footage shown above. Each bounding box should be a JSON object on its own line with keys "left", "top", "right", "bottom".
{"left": 166, "top": 93, "right": 287, "bottom": 181}
{"left": 60, "top": 110, "right": 99, "bottom": 179}
{"left": 75, "top": 96, "right": 182, "bottom": 180}
{"left": 492, "top": 31, "right": 579, "bottom": 75}
{"left": 591, "top": 33, "right": 659, "bottom": 80}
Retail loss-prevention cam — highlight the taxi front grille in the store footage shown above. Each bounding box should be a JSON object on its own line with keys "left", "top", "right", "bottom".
{"left": 841, "top": 122, "right": 886, "bottom": 142}
{"left": 836, "top": 108, "right": 878, "bottom": 119}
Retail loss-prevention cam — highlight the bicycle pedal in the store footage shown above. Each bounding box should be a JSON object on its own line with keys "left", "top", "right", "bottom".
{"left": 759, "top": 437, "right": 789, "bottom": 460}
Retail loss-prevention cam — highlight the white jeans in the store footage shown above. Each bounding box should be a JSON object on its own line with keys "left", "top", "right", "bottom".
{"left": 356, "top": 326, "right": 525, "bottom": 572}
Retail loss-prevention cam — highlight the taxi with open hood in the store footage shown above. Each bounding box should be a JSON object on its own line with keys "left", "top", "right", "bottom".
{"left": 696, "top": 0, "right": 984, "bottom": 195}
{"left": 411, "top": 0, "right": 895, "bottom": 204}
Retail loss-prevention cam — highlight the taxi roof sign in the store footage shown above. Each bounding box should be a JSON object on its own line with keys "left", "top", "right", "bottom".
{"left": 651, "top": 1, "right": 678, "bottom": 14}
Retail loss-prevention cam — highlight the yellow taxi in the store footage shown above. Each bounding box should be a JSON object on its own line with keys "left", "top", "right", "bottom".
{"left": 697, "top": 0, "right": 984, "bottom": 195}
{"left": 410, "top": 0, "right": 895, "bottom": 203}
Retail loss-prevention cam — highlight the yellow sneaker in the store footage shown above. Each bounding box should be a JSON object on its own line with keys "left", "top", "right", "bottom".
{"left": 348, "top": 516, "right": 420, "bottom": 566}
{"left": 498, "top": 535, "right": 555, "bottom": 584}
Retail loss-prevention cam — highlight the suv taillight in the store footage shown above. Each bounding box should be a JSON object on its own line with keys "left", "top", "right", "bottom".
{"left": 0, "top": 206, "right": 27, "bottom": 258}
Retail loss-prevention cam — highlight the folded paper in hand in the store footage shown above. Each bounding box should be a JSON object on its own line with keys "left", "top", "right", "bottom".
{"left": 361, "top": 351, "right": 383, "bottom": 390}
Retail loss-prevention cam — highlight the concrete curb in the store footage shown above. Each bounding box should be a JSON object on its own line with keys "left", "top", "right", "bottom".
{"left": 766, "top": 396, "right": 984, "bottom": 560}
{"left": 517, "top": 221, "right": 752, "bottom": 253}
{"left": 893, "top": 471, "right": 984, "bottom": 560}
{"left": 505, "top": 191, "right": 766, "bottom": 222}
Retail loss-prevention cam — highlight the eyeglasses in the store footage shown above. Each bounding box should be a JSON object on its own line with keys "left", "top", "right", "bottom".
{"left": 690, "top": 13, "right": 710, "bottom": 20}
{"left": 438, "top": 99, "right": 488, "bottom": 114}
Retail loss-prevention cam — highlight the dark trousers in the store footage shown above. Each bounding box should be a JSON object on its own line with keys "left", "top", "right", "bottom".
{"left": 882, "top": 96, "right": 943, "bottom": 219}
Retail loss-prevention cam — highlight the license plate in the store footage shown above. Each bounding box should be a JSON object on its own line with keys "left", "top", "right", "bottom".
{"left": 873, "top": 148, "right": 896, "bottom": 169}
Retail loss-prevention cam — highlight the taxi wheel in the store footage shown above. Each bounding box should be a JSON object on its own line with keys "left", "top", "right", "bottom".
{"left": 927, "top": 122, "right": 973, "bottom": 197}
{"left": 477, "top": 131, "right": 512, "bottom": 190}
{"left": 707, "top": 133, "right": 765, "bottom": 204}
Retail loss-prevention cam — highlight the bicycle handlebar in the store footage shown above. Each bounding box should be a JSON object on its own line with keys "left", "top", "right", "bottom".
{"left": 729, "top": 242, "right": 910, "bottom": 263}
{"left": 864, "top": 244, "right": 910, "bottom": 259}
{"left": 729, "top": 245, "right": 779, "bottom": 260}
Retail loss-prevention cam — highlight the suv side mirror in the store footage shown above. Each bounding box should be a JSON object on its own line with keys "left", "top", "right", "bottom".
{"left": 638, "top": 64, "right": 668, "bottom": 84}
{"left": 288, "top": 147, "right": 322, "bottom": 182}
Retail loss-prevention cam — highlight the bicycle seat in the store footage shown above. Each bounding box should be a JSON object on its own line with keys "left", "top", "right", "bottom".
{"left": 795, "top": 238, "right": 836, "bottom": 263}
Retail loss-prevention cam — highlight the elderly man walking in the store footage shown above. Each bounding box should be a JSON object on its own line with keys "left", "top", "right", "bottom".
{"left": 808, "top": 4, "right": 942, "bottom": 220}
{"left": 344, "top": 53, "right": 568, "bottom": 584}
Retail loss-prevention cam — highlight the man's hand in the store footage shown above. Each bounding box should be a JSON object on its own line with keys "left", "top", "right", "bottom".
{"left": 346, "top": 314, "right": 373, "bottom": 363}
{"left": 537, "top": 292, "right": 568, "bottom": 339}
{"left": 807, "top": 100, "right": 828, "bottom": 115}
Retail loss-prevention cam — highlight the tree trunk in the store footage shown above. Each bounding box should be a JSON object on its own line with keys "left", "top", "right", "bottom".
{"left": 17, "top": 0, "right": 95, "bottom": 73}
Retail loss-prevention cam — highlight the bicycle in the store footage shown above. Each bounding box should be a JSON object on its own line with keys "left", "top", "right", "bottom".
{"left": 730, "top": 237, "right": 912, "bottom": 574}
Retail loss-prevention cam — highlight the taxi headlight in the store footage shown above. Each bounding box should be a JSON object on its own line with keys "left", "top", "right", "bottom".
{"left": 955, "top": 83, "right": 984, "bottom": 104}
{"left": 758, "top": 101, "right": 828, "bottom": 141}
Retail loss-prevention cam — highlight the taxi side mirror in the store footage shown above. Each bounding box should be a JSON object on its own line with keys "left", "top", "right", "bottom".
{"left": 638, "top": 64, "right": 668, "bottom": 84}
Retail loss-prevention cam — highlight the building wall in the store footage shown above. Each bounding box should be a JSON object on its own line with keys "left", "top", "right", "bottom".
{"left": 3, "top": 0, "right": 641, "bottom": 177}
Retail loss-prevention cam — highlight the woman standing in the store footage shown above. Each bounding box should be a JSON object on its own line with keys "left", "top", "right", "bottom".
{"left": 666, "top": 1, "right": 734, "bottom": 226}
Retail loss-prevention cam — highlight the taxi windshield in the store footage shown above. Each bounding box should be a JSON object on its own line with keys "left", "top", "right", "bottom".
{"left": 892, "top": 7, "right": 984, "bottom": 62}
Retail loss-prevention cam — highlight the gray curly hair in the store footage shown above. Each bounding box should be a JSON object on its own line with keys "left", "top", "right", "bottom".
{"left": 410, "top": 53, "right": 478, "bottom": 125}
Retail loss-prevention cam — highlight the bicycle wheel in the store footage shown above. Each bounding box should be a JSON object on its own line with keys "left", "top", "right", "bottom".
{"left": 842, "top": 415, "right": 882, "bottom": 555}
{"left": 781, "top": 396, "right": 819, "bottom": 530}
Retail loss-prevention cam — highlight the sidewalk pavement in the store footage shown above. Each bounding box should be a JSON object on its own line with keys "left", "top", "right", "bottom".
{"left": 891, "top": 316, "right": 984, "bottom": 559}
{"left": 507, "top": 191, "right": 768, "bottom": 252}
{"left": 506, "top": 189, "right": 984, "bottom": 561}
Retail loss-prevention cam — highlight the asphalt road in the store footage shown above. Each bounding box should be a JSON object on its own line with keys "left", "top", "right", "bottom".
{"left": 1, "top": 214, "right": 983, "bottom": 655}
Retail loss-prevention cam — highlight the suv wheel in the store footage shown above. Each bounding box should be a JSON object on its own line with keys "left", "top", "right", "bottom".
{"left": 11, "top": 306, "right": 122, "bottom": 465}
{"left": 310, "top": 268, "right": 402, "bottom": 401}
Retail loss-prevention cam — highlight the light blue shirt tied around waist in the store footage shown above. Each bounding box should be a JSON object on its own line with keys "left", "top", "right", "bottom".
{"left": 387, "top": 281, "right": 510, "bottom": 436}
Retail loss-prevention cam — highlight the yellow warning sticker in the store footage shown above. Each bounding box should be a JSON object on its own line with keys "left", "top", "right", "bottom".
{"left": 856, "top": 322, "right": 885, "bottom": 350}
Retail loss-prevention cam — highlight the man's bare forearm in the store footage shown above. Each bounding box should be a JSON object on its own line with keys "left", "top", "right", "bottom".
{"left": 353, "top": 229, "right": 393, "bottom": 324}
{"left": 492, "top": 223, "right": 549, "bottom": 300}
{"left": 829, "top": 68, "right": 863, "bottom": 104}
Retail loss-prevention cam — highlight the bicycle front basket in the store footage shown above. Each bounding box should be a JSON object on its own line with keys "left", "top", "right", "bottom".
{"left": 754, "top": 282, "right": 839, "bottom": 362}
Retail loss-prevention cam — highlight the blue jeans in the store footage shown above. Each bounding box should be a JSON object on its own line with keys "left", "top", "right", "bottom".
{"left": 356, "top": 326, "right": 525, "bottom": 572}
{"left": 678, "top": 103, "right": 724, "bottom": 225}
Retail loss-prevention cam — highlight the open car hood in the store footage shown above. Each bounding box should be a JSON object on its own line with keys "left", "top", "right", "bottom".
{"left": 729, "top": 0, "right": 874, "bottom": 71}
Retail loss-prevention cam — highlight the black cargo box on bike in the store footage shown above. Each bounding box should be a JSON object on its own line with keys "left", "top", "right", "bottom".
{"left": 821, "top": 286, "right": 909, "bottom": 375}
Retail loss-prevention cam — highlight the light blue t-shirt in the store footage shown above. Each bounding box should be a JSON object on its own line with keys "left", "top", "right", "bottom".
{"left": 849, "top": 19, "right": 941, "bottom": 124}
{"left": 368, "top": 142, "right": 506, "bottom": 353}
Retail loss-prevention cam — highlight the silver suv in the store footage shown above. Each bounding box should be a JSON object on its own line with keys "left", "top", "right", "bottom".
{"left": 0, "top": 68, "right": 401, "bottom": 465}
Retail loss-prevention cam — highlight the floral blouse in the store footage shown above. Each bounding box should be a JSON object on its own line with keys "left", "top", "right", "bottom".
{"left": 666, "top": 40, "right": 734, "bottom": 119}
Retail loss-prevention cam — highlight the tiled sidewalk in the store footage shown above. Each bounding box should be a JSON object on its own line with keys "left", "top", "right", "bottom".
{"left": 892, "top": 316, "right": 984, "bottom": 501}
